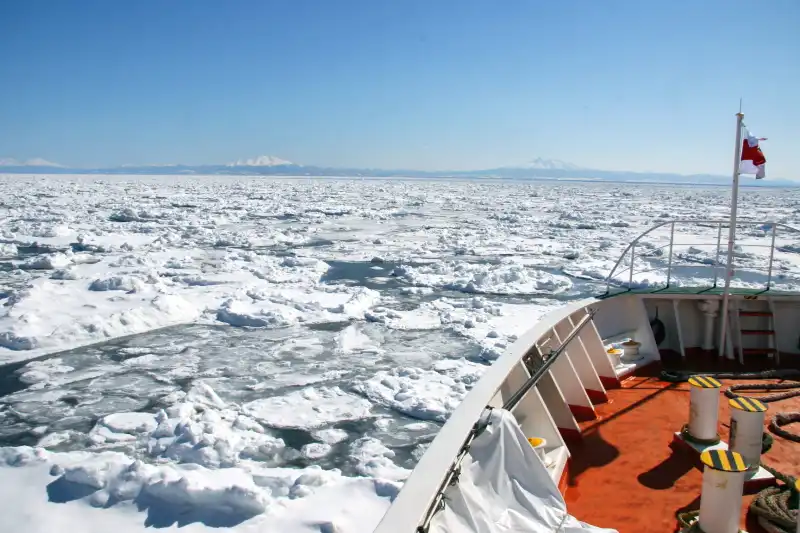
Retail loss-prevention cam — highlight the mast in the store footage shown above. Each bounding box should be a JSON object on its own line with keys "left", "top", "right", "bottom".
{"left": 717, "top": 112, "right": 745, "bottom": 358}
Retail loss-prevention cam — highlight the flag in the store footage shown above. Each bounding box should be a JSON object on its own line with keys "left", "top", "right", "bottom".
{"left": 739, "top": 126, "right": 766, "bottom": 179}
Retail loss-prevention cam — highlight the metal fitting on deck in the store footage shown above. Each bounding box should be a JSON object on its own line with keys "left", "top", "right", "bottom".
{"left": 698, "top": 449, "right": 749, "bottom": 533}
{"left": 728, "top": 397, "right": 768, "bottom": 470}
{"left": 687, "top": 376, "right": 722, "bottom": 442}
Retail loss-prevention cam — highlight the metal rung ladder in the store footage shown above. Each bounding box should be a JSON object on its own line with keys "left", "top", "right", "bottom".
{"left": 732, "top": 298, "right": 779, "bottom": 365}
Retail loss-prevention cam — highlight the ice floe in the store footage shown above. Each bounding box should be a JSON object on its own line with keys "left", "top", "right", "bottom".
{"left": 0, "top": 445, "right": 398, "bottom": 532}
{"left": 352, "top": 361, "right": 483, "bottom": 422}
{"left": 393, "top": 260, "right": 574, "bottom": 295}
{"left": 244, "top": 386, "right": 373, "bottom": 429}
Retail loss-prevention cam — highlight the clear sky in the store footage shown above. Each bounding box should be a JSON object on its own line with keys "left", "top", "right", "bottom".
{"left": 1, "top": 0, "right": 798, "bottom": 177}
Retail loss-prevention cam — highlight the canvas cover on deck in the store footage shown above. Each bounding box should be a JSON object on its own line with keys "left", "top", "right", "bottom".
{"left": 429, "top": 409, "right": 617, "bottom": 533}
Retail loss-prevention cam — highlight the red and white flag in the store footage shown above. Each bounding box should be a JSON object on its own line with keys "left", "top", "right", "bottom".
{"left": 739, "top": 126, "right": 766, "bottom": 179}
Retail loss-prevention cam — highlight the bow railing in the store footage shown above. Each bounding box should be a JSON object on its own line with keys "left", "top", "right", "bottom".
{"left": 603, "top": 220, "right": 800, "bottom": 295}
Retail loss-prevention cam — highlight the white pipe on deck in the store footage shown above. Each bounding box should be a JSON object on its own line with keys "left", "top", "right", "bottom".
{"left": 698, "top": 300, "right": 720, "bottom": 352}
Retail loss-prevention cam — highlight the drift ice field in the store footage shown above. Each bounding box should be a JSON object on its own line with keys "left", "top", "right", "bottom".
{"left": 1, "top": 173, "right": 799, "bottom": 533}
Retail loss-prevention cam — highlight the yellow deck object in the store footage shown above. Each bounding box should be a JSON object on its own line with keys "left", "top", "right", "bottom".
{"left": 728, "top": 397, "right": 767, "bottom": 412}
{"left": 688, "top": 375, "right": 722, "bottom": 389}
{"left": 699, "top": 449, "right": 748, "bottom": 472}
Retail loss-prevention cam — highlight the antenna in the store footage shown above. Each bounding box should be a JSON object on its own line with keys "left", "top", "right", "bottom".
{"left": 739, "top": 98, "right": 742, "bottom": 114}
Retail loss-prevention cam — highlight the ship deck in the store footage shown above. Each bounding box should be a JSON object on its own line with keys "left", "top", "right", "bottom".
{"left": 563, "top": 348, "right": 800, "bottom": 532}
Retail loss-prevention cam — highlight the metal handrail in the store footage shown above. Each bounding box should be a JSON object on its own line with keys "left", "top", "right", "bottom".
{"left": 603, "top": 220, "right": 800, "bottom": 294}
{"left": 414, "top": 310, "right": 596, "bottom": 532}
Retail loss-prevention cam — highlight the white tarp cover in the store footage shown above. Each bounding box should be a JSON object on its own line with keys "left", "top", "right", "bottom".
{"left": 429, "top": 409, "right": 617, "bottom": 533}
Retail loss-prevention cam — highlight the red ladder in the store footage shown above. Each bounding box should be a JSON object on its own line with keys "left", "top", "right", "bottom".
{"left": 736, "top": 301, "right": 779, "bottom": 364}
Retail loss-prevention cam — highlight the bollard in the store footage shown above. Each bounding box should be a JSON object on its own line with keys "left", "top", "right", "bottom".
{"left": 728, "top": 396, "right": 767, "bottom": 470}
{"left": 687, "top": 376, "right": 722, "bottom": 442}
{"left": 698, "top": 449, "right": 748, "bottom": 533}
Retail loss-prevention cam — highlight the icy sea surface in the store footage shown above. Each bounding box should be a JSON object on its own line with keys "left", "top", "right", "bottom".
{"left": 1, "top": 174, "right": 799, "bottom": 533}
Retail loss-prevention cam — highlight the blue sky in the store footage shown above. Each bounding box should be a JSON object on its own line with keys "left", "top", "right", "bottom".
{"left": 1, "top": 0, "right": 798, "bottom": 177}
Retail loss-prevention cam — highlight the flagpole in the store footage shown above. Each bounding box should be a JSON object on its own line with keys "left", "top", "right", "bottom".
{"left": 717, "top": 112, "right": 745, "bottom": 358}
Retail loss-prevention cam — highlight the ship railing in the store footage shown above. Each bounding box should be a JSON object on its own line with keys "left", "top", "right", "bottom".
{"left": 603, "top": 219, "right": 800, "bottom": 296}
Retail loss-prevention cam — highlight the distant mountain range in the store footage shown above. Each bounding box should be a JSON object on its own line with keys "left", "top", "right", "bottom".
{"left": 1, "top": 155, "right": 796, "bottom": 187}
{"left": 509, "top": 157, "right": 582, "bottom": 171}
{"left": 226, "top": 155, "right": 294, "bottom": 167}
{"left": 0, "top": 157, "right": 63, "bottom": 168}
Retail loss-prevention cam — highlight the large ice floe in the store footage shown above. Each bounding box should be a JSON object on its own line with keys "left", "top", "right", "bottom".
{"left": 1, "top": 173, "right": 799, "bottom": 532}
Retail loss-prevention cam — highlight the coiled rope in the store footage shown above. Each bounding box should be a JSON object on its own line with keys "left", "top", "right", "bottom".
{"left": 675, "top": 510, "right": 702, "bottom": 532}
{"left": 671, "top": 372, "right": 800, "bottom": 532}
{"left": 770, "top": 413, "right": 800, "bottom": 444}
{"left": 748, "top": 466, "right": 799, "bottom": 533}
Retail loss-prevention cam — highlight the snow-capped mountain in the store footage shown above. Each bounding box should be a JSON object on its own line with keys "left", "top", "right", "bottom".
{"left": 506, "top": 157, "right": 581, "bottom": 171}
{"left": 120, "top": 163, "right": 178, "bottom": 168}
{"left": 0, "top": 157, "right": 63, "bottom": 167}
{"left": 0, "top": 154, "right": 794, "bottom": 184}
{"left": 226, "top": 155, "right": 294, "bottom": 167}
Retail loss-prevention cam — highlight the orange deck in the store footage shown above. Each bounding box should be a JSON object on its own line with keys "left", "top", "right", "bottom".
{"left": 564, "top": 349, "right": 800, "bottom": 533}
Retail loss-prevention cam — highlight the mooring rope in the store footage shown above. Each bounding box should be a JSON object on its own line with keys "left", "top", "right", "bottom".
{"left": 725, "top": 381, "right": 800, "bottom": 404}
{"left": 770, "top": 412, "right": 800, "bottom": 444}
{"left": 748, "top": 460, "right": 799, "bottom": 533}
{"left": 660, "top": 369, "right": 800, "bottom": 383}
{"left": 675, "top": 510, "right": 702, "bottom": 532}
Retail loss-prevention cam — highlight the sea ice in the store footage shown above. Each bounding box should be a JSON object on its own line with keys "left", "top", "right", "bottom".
{"left": 352, "top": 363, "right": 482, "bottom": 422}
{"left": 2, "top": 174, "right": 798, "bottom": 533}
{"left": 244, "top": 386, "right": 374, "bottom": 429}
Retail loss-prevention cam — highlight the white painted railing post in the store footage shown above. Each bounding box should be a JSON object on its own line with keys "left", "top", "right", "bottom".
{"left": 766, "top": 224, "right": 777, "bottom": 290}
{"left": 629, "top": 244, "right": 635, "bottom": 287}
{"left": 666, "top": 221, "right": 675, "bottom": 287}
{"left": 713, "top": 222, "right": 723, "bottom": 287}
